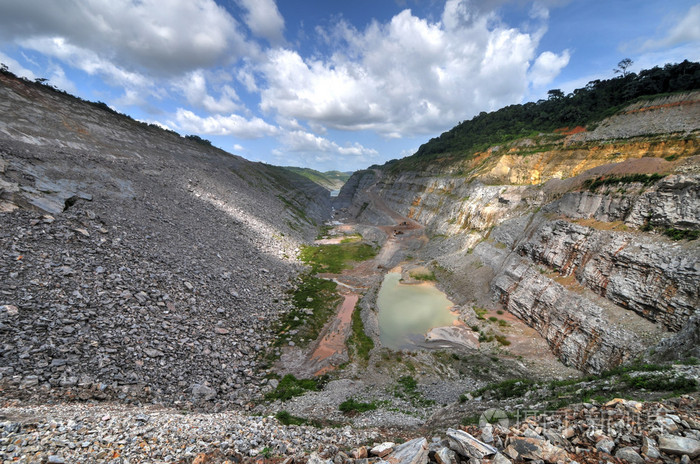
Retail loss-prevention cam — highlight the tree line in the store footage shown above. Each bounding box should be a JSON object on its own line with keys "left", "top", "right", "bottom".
{"left": 405, "top": 60, "right": 700, "bottom": 164}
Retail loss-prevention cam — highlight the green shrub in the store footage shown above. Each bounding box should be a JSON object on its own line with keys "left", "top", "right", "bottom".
{"left": 348, "top": 304, "right": 374, "bottom": 362}
{"left": 495, "top": 334, "right": 510, "bottom": 346}
{"left": 339, "top": 398, "right": 377, "bottom": 413}
{"left": 410, "top": 270, "right": 437, "bottom": 281}
{"left": 583, "top": 173, "right": 664, "bottom": 192}
{"left": 266, "top": 374, "right": 325, "bottom": 401}
{"left": 663, "top": 228, "right": 699, "bottom": 241}
{"left": 275, "top": 410, "right": 308, "bottom": 426}
{"left": 299, "top": 242, "right": 377, "bottom": 273}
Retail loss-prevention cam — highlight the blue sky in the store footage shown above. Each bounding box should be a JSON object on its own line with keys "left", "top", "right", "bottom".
{"left": 0, "top": 1, "right": 698, "bottom": 172}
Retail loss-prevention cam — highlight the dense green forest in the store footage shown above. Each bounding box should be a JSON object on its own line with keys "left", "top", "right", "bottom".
{"left": 388, "top": 60, "right": 700, "bottom": 169}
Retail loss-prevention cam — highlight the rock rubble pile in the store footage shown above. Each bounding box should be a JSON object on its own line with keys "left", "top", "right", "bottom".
{"left": 2, "top": 396, "right": 699, "bottom": 463}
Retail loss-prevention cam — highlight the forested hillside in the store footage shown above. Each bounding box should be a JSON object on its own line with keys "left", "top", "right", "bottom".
{"left": 389, "top": 60, "right": 700, "bottom": 169}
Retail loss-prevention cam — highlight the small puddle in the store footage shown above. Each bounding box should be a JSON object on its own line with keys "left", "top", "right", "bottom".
{"left": 377, "top": 272, "right": 456, "bottom": 350}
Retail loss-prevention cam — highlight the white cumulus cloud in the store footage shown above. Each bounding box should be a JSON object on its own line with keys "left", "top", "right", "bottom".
{"left": 257, "top": 0, "right": 569, "bottom": 137}
{"left": 175, "top": 70, "right": 241, "bottom": 114}
{"left": 529, "top": 50, "right": 571, "bottom": 87}
{"left": 236, "top": 0, "right": 286, "bottom": 45}
{"left": 174, "top": 109, "right": 278, "bottom": 139}
{"left": 642, "top": 4, "right": 700, "bottom": 51}
{"left": 0, "top": 0, "right": 249, "bottom": 76}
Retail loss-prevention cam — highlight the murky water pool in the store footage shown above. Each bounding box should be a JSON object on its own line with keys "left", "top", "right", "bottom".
{"left": 377, "top": 272, "right": 456, "bottom": 350}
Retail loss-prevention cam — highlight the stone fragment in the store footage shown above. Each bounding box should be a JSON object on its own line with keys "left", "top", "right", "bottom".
{"left": 191, "top": 384, "right": 217, "bottom": 401}
{"left": 371, "top": 443, "right": 395, "bottom": 458}
{"left": 434, "top": 447, "right": 458, "bottom": 464}
{"left": 351, "top": 447, "right": 367, "bottom": 459}
{"left": 481, "top": 425, "right": 494, "bottom": 443}
{"left": 505, "top": 437, "right": 568, "bottom": 463}
{"left": 615, "top": 447, "right": 644, "bottom": 463}
{"left": 144, "top": 348, "right": 164, "bottom": 358}
{"left": 657, "top": 434, "right": 700, "bottom": 458}
{"left": 642, "top": 436, "right": 660, "bottom": 459}
{"left": 447, "top": 428, "right": 497, "bottom": 459}
{"left": 1, "top": 304, "right": 19, "bottom": 316}
{"left": 385, "top": 437, "right": 428, "bottom": 464}
{"left": 214, "top": 327, "right": 230, "bottom": 335}
{"left": 492, "top": 453, "right": 512, "bottom": 464}
{"left": 596, "top": 438, "right": 615, "bottom": 454}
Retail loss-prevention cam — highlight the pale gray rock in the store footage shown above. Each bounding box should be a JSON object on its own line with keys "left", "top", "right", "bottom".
{"left": 434, "top": 447, "right": 458, "bottom": 464}
{"left": 191, "top": 384, "right": 217, "bottom": 401}
{"left": 642, "top": 436, "right": 661, "bottom": 459}
{"left": 657, "top": 434, "right": 700, "bottom": 458}
{"left": 385, "top": 438, "right": 428, "bottom": 464}
{"left": 446, "top": 428, "right": 497, "bottom": 459}
{"left": 615, "top": 447, "right": 644, "bottom": 463}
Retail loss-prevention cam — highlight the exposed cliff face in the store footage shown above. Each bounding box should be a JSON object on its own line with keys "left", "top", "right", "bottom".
{"left": 339, "top": 94, "right": 700, "bottom": 373}
{"left": 491, "top": 254, "right": 642, "bottom": 373}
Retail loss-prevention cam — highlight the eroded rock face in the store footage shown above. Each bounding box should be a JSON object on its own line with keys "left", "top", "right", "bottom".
{"left": 337, "top": 95, "right": 700, "bottom": 372}
{"left": 553, "top": 173, "right": 700, "bottom": 230}
{"left": 517, "top": 220, "right": 699, "bottom": 331}
{"left": 491, "top": 255, "right": 642, "bottom": 373}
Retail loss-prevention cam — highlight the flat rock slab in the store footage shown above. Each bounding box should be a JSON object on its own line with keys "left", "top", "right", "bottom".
{"left": 385, "top": 437, "right": 428, "bottom": 464}
{"left": 658, "top": 434, "right": 700, "bottom": 458}
{"left": 446, "top": 428, "right": 498, "bottom": 459}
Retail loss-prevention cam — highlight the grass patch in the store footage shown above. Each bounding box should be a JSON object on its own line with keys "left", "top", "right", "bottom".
{"left": 316, "top": 224, "right": 333, "bottom": 239}
{"left": 393, "top": 375, "right": 435, "bottom": 407}
{"left": 299, "top": 242, "right": 377, "bottom": 273}
{"left": 474, "top": 378, "right": 536, "bottom": 399}
{"left": 340, "top": 234, "right": 363, "bottom": 243}
{"left": 495, "top": 334, "right": 510, "bottom": 346}
{"left": 339, "top": 398, "right": 377, "bottom": 414}
{"left": 348, "top": 303, "right": 374, "bottom": 362}
{"left": 275, "top": 410, "right": 308, "bottom": 426}
{"left": 277, "top": 194, "right": 315, "bottom": 225}
{"left": 464, "top": 361, "right": 695, "bottom": 411}
{"left": 474, "top": 306, "right": 488, "bottom": 320}
{"left": 583, "top": 173, "right": 665, "bottom": 192}
{"left": 271, "top": 273, "right": 341, "bottom": 349}
{"left": 621, "top": 374, "right": 697, "bottom": 393}
{"left": 265, "top": 374, "right": 327, "bottom": 401}
{"left": 663, "top": 228, "right": 700, "bottom": 241}
{"left": 409, "top": 270, "right": 437, "bottom": 281}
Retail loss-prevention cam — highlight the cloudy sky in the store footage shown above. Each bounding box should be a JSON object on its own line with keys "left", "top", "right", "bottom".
{"left": 0, "top": 0, "right": 698, "bottom": 171}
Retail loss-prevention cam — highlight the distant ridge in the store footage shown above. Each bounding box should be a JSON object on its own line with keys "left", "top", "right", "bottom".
{"left": 283, "top": 166, "right": 353, "bottom": 191}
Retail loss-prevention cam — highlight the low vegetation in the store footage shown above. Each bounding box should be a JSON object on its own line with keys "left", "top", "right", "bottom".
{"left": 266, "top": 374, "right": 327, "bottom": 401}
{"left": 393, "top": 375, "right": 435, "bottom": 408}
{"left": 275, "top": 410, "right": 309, "bottom": 426}
{"left": 299, "top": 242, "right": 377, "bottom": 273}
{"left": 339, "top": 398, "right": 377, "bottom": 414}
{"left": 460, "top": 361, "right": 698, "bottom": 412}
{"left": 663, "top": 228, "right": 700, "bottom": 241}
{"left": 348, "top": 303, "right": 374, "bottom": 362}
{"left": 269, "top": 273, "right": 341, "bottom": 351}
{"left": 282, "top": 166, "right": 351, "bottom": 190}
{"left": 409, "top": 270, "right": 437, "bottom": 281}
{"left": 582, "top": 173, "right": 665, "bottom": 191}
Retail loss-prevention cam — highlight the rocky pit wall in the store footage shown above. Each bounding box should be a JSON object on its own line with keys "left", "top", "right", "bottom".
{"left": 0, "top": 74, "right": 333, "bottom": 408}
{"left": 337, "top": 97, "right": 699, "bottom": 374}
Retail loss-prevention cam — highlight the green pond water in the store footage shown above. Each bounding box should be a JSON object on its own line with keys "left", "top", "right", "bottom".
{"left": 377, "top": 272, "right": 456, "bottom": 350}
